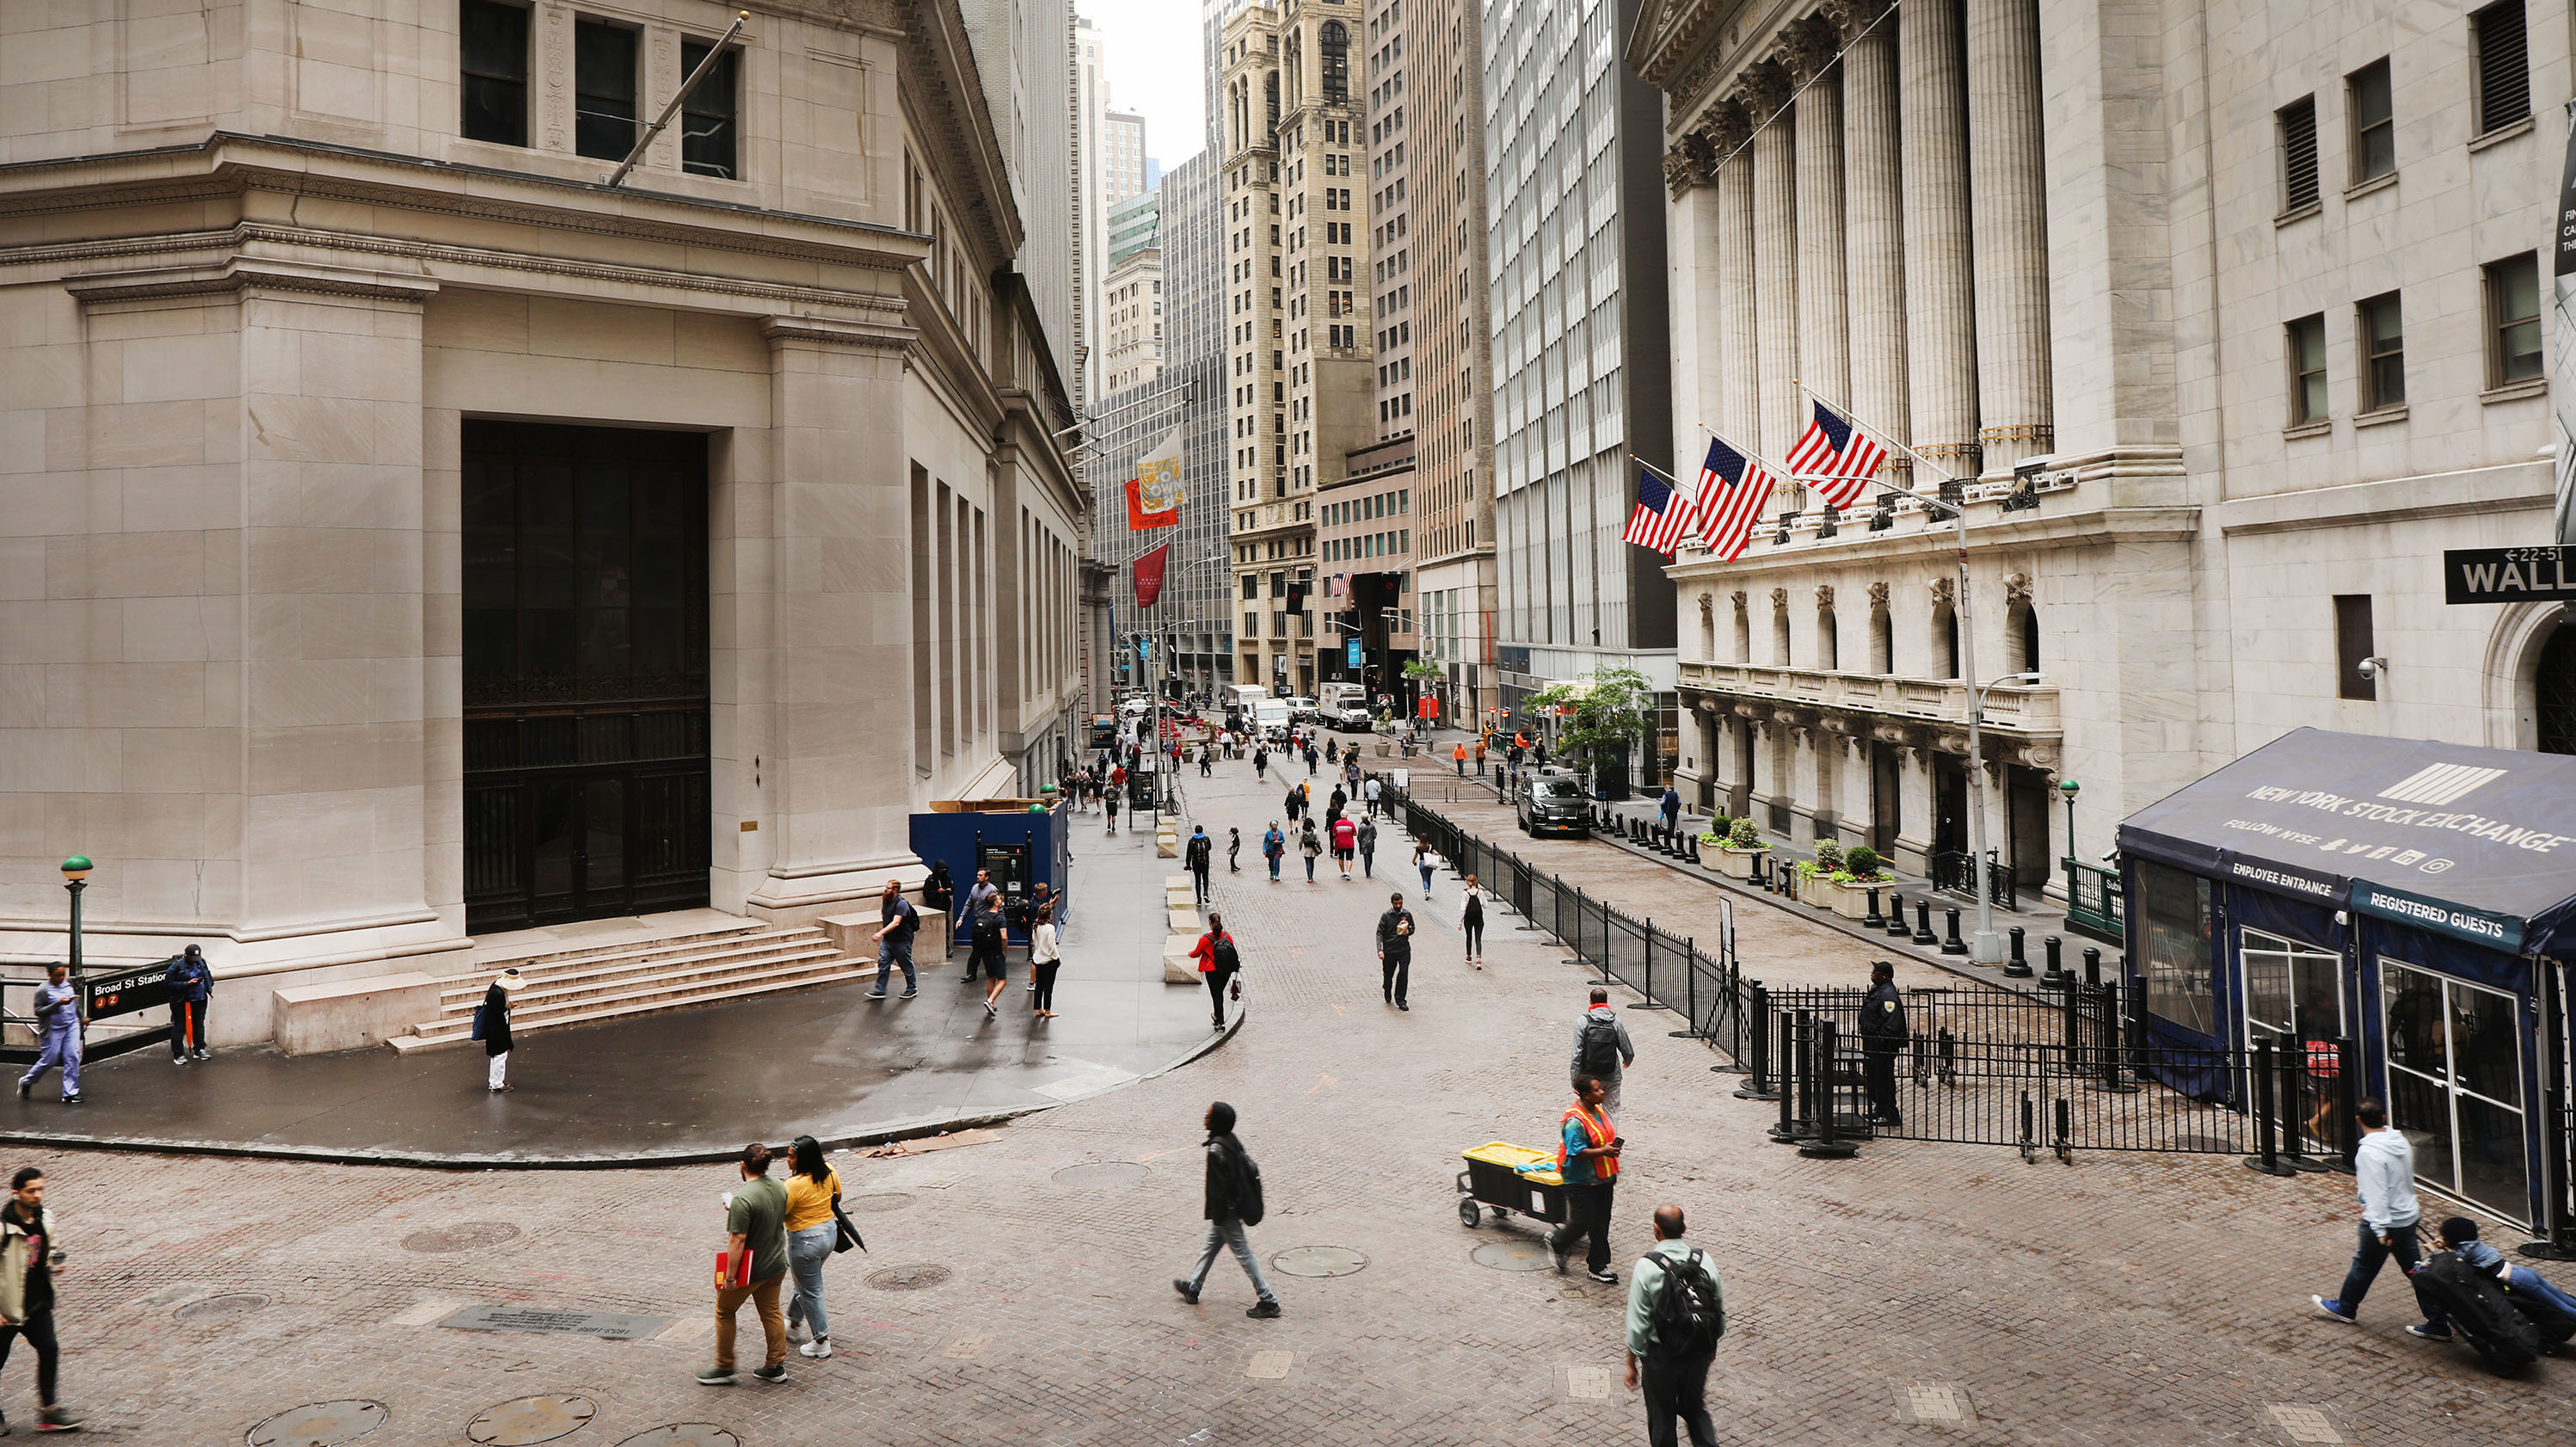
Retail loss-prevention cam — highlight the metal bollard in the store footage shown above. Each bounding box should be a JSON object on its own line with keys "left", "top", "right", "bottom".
{"left": 1912, "top": 900, "right": 1936, "bottom": 946}
{"left": 1768, "top": 1011, "right": 1807, "bottom": 1142}
{"left": 2082, "top": 947, "right": 2102, "bottom": 988}
{"left": 2088, "top": 982, "right": 2137, "bottom": 1094}
{"left": 1798, "top": 1019, "right": 1858, "bottom": 1158}
{"left": 2002, "top": 925, "right": 2031, "bottom": 978}
{"left": 2041, "top": 934, "right": 2068, "bottom": 988}
{"left": 2245, "top": 1038, "right": 2296, "bottom": 1177}
{"left": 1940, "top": 907, "right": 1967, "bottom": 955}
{"left": 1736, "top": 982, "right": 1780, "bottom": 1099}
{"left": 1884, "top": 891, "right": 1911, "bottom": 937}
{"left": 1864, "top": 886, "right": 1884, "bottom": 931}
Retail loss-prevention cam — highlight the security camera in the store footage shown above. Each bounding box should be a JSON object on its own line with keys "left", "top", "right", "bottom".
{"left": 2099, "top": 847, "right": 2118, "bottom": 865}
{"left": 2357, "top": 656, "right": 2388, "bottom": 679}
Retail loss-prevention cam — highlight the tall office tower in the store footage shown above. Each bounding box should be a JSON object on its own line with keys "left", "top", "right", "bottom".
{"left": 1164, "top": 151, "right": 1234, "bottom": 693}
{"left": 1101, "top": 245, "right": 1164, "bottom": 395}
{"left": 1109, "top": 187, "right": 1163, "bottom": 267}
{"left": 1364, "top": 3, "right": 1412, "bottom": 446}
{"left": 1075, "top": 17, "right": 1108, "bottom": 403}
{"left": 1103, "top": 109, "right": 1148, "bottom": 205}
{"left": 1408, "top": 0, "right": 1496, "bottom": 727}
{"left": 1482, "top": 0, "right": 1673, "bottom": 779}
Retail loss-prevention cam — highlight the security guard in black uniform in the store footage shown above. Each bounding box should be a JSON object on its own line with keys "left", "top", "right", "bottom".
{"left": 1858, "top": 961, "right": 1909, "bottom": 1126}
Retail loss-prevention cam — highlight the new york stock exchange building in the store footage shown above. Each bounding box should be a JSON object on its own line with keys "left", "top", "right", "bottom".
{"left": 0, "top": 1, "right": 1089, "bottom": 1038}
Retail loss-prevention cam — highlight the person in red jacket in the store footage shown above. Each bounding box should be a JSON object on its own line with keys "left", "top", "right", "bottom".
{"left": 1188, "top": 913, "right": 1240, "bottom": 1031}
{"left": 1330, "top": 815, "right": 1357, "bottom": 880}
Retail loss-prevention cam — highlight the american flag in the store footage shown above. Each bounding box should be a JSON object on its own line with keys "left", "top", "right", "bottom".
{"left": 1694, "top": 436, "right": 1778, "bottom": 562}
{"left": 1621, "top": 468, "right": 1699, "bottom": 555}
{"left": 1780, "top": 401, "right": 1885, "bottom": 511}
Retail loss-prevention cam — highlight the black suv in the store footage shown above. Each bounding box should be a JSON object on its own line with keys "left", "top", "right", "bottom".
{"left": 1517, "top": 770, "right": 1591, "bottom": 837}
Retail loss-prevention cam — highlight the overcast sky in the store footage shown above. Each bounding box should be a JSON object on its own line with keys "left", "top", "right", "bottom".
{"left": 1082, "top": 0, "right": 1208, "bottom": 167}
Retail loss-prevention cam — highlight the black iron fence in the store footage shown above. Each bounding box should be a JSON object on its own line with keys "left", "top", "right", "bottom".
{"left": 1928, "top": 849, "right": 2018, "bottom": 911}
{"left": 1390, "top": 786, "right": 2347, "bottom": 1171}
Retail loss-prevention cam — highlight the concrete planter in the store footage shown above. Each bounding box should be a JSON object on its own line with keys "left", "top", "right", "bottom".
{"left": 1715, "top": 846, "right": 1765, "bottom": 879}
{"left": 1819, "top": 877, "right": 1882, "bottom": 919}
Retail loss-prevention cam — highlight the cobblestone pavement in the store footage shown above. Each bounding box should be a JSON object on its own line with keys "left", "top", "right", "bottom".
{"left": 15, "top": 746, "right": 2571, "bottom": 1444}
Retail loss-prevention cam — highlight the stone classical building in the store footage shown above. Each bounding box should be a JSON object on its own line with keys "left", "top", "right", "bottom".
{"left": 1633, "top": 0, "right": 2574, "bottom": 895}
{"left": 0, "top": 1, "right": 1085, "bottom": 1020}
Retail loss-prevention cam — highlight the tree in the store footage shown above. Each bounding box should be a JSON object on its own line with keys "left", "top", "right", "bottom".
{"left": 1525, "top": 667, "right": 1653, "bottom": 797}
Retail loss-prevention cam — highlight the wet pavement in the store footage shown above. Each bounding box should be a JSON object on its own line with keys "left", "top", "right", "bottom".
{"left": 0, "top": 821, "right": 1222, "bottom": 1166}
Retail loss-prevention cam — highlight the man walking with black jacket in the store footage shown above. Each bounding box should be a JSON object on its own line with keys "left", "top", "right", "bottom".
{"left": 1859, "top": 961, "right": 1908, "bottom": 1127}
{"left": 1184, "top": 827, "right": 1214, "bottom": 904}
{"left": 1375, "top": 893, "right": 1417, "bottom": 1011}
{"left": 168, "top": 944, "right": 213, "bottom": 1062}
{"left": 1173, "top": 1102, "right": 1280, "bottom": 1317}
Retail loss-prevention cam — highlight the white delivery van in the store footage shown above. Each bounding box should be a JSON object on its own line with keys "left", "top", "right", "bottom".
{"left": 1252, "top": 699, "right": 1293, "bottom": 740}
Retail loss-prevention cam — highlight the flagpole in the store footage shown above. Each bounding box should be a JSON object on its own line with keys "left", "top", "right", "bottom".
{"left": 1781, "top": 381, "right": 2009, "bottom": 967}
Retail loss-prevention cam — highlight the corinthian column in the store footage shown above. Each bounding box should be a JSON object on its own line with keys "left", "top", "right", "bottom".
{"left": 1743, "top": 62, "right": 1799, "bottom": 465}
{"left": 1967, "top": 0, "right": 2053, "bottom": 474}
{"left": 1785, "top": 22, "right": 1850, "bottom": 428}
{"left": 1832, "top": 0, "right": 1908, "bottom": 476}
{"left": 1901, "top": 0, "right": 1978, "bottom": 479}
{"left": 1708, "top": 105, "right": 1759, "bottom": 448}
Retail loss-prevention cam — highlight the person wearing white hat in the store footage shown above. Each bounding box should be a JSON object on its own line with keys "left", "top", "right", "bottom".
{"left": 483, "top": 968, "right": 527, "bottom": 1093}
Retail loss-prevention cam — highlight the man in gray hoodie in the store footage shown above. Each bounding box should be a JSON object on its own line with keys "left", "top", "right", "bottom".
{"left": 1571, "top": 988, "right": 1637, "bottom": 1115}
{"left": 2310, "top": 1098, "right": 2434, "bottom": 1328}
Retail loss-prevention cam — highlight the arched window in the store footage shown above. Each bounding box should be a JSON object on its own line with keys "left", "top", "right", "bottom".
{"left": 1869, "top": 603, "right": 1893, "bottom": 674}
{"left": 1817, "top": 603, "right": 1839, "bottom": 671}
{"left": 1265, "top": 71, "right": 1280, "bottom": 140}
{"left": 2539, "top": 625, "right": 2576, "bottom": 754}
{"left": 1933, "top": 603, "right": 1959, "bottom": 679}
{"left": 2008, "top": 601, "right": 2040, "bottom": 674}
{"left": 1319, "top": 21, "right": 1349, "bottom": 104}
{"left": 1698, "top": 599, "right": 1717, "bottom": 662}
{"left": 1732, "top": 597, "right": 1752, "bottom": 662}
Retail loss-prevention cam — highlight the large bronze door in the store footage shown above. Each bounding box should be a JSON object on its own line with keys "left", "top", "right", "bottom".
{"left": 460, "top": 422, "right": 710, "bottom": 933}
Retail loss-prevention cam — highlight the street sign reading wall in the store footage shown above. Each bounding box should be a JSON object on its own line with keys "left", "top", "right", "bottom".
{"left": 2443, "top": 545, "right": 2576, "bottom": 605}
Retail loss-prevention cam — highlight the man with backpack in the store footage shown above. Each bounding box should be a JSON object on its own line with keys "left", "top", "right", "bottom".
{"left": 1184, "top": 826, "right": 1214, "bottom": 904}
{"left": 1625, "top": 1203, "right": 1722, "bottom": 1447}
{"left": 1173, "top": 1101, "right": 1280, "bottom": 1318}
{"left": 1189, "top": 912, "right": 1241, "bottom": 1031}
{"left": 1571, "top": 988, "right": 1636, "bottom": 1115}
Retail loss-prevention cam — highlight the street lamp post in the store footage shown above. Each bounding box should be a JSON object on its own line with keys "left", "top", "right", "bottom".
{"left": 60, "top": 855, "right": 91, "bottom": 983}
{"left": 2058, "top": 777, "right": 2081, "bottom": 871}
{"left": 1966, "top": 670, "right": 2044, "bottom": 965}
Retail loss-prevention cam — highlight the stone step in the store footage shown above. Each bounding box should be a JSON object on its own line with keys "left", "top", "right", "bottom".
{"left": 467, "top": 920, "right": 772, "bottom": 975}
{"left": 395, "top": 951, "right": 863, "bottom": 1050}
{"left": 424, "top": 940, "right": 844, "bottom": 1024}
{"left": 433, "top": 931, "right": 837, "bottom": 1007}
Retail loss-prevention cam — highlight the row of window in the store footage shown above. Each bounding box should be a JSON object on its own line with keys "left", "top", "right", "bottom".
{"left": 2274, "top": 0, "right": 2527, "bottom": 214}
{"left": 2283, "top": 254, "right": 2540, "bottom": 426}
{"left": 459, "top": 0, "right": 737, "bottom": 178}
{"left": 1325, "top": 529, "right": 1411, "bottom": 563}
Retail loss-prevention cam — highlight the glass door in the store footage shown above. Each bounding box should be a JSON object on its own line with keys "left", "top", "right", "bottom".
{"left": 2240, "top": 928, "right": 2344, "bottom": 1152}
{"left": 2382, "top": 962, "right": 2528, "bottom": 1223}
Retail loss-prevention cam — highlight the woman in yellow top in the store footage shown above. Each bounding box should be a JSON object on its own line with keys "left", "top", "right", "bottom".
{"left": 781, "top": 1136, "right": 843, "bottom": 1359}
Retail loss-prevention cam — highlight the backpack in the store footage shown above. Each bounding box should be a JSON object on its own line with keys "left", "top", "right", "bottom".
{"left": 1645, "top": 1248, "right": 1724, "bottom": 1354}
{"left": 1233, "top": 1144, "right": 1266, "bottom": 1226}
{"left": 1209, "top": 934, "right": 1240, "bottom": 973}
{"left": 1578, "top": 1015, "right": 1624, "bottom": 1077}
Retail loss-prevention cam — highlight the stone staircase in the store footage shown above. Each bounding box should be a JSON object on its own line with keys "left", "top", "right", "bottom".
{"left": 389, "top": 919, "right": 866, "bottom": 1053}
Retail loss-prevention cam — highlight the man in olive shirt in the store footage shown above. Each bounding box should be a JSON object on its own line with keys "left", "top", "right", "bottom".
{"left": 700, "top": 1142, "right": 790, "bottom": 1385}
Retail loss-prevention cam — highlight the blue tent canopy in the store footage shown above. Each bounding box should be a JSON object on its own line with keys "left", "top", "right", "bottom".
{"left": 2118, "top": 728, "right": 2576, "bottom": 959}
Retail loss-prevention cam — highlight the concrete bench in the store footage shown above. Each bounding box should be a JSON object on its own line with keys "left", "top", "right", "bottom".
{"left": 273, "top": 972, "right": 441, "bottom": 1056}
{"left": 1163, "top": 935, "right": 1202, "bottom": 983}
{"left": 817, "top": 913, "right": 877, "bottom": 956}
{"left": 1168, "top": 908, "right": 1203, "bottom": 937}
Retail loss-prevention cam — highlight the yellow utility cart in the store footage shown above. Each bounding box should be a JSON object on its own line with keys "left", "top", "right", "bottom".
{"left": 1455, "top": 1141, "right": 1570, "bottom": 1230}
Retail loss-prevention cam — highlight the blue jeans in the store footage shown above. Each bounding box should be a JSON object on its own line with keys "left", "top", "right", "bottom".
{"left": 784, "top": 1222, "right": 834, "bottom": 1340}
{"left": 874, "top": 938, "right": 914, "bottom": 994}
{"left": 1267, "top": 853, "right": 1282, "bottom": 880}
{"left": 1304, "top": 855, "right": 1317, "bottom": 880}
{"left": 1418, "top": 865, "right": 1434, "bottom": 895}
{"left": 2507, "top": 1264, "right": 2576, "bottom": 1320}
{"left": 1187, "top": 1216, "right": 1276, "bottom": 1303}
{"left": 2335, "top": 1219, "right": 2432, "bottom": 1322}
{"left": 18, "top": 1027, "right": 78, "bottom": 1096}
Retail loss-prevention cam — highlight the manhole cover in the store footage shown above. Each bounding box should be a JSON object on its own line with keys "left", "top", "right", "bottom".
{"left": 841, "top": 1192, "right": 916, "bottom": 1214}
{"left": 467, "top": 1395, "right": 595, "bottom": 1446}
{"left": 1052, "top": 1161, "right": 1148, "bottom": 1189}
{"left": 404, "top": 1222, "right": 521, "bottom": 1253}
{"left": 178, "top": 1292, "right": 269, "bottom": 1323}
{"left": 1270, "top": 1246, "right": 1368, "bottom": 1278}
{"left": 1470, "top": 1240, "right": 1553, "bottom": 1272}
{"left": 247, "top": 1401, "right": 388, "bottom": 1447}
{"left": 867, "top": 1264, "right": 952, "bottom": 1291}
{"left": 614, "top": 1430, "right": 739, "bottom": 1447}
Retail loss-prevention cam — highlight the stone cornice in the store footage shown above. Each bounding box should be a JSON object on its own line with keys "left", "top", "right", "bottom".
{"left": 761, "top": 313, "right": 919, "bottom": 352}
{"left": 62, "top": 256, "right": 440, "bottom": 306}
{"left": 895, "top": 0, "right": 1024, "bottom": 267}
{"left": 1664, "top": 502, "right": 2204, "bottom": 582}
{"left": 0, "top": 133, "right": 927, "bottom": 272}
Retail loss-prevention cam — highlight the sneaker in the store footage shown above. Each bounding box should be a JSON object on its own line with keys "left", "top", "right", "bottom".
{"left": 1246, "top": 1301, "right": 1282, "bottom": 1319}
{"left": 1172, "top": 1278, "right": 1201, "bottom": 1305}
{"left": 1397, "top": 1002, "right": 1408, "bottom": 1011}
{"left": 34, "top": 1406, "right": 76, "bottom": 1432}
{"left": 800, "top": 1338, "right": 833, "bottom": 1358}
{"left": 173, "top": 1056, "right": 188, "bottom": 1067}
{"left": 786, "top": 1321, "right": 809, "bottom": 1345}
{"left": 752, "top": 1364, "right": 786, "bottom": 1383}
{"left": 1586, "top": 1268, "right": 1620, "bottom": 1284}
{"left": 864, "top": 991, "right": 888, "bottom": 1001}
{"left": 983, "top": 1001, "right": 998, "bottom": 1019}
{"left": 899, "top": 988, "right": 919, "bottom": 999}
{"left": 192, "top": 1050, "right": 209, "bottom": 1061}
{"left": 2404, "top": 1324, "right": 2453, "bottom": 1341}
{"left": 696, "top": 1368, "right": 737, "bottom": 1386}
{"left": 2310, "top": 1296, "right": 2356, "bottom": 1324}
{"left": 58, "top": 1094, "right": 79, "bottom": 1106}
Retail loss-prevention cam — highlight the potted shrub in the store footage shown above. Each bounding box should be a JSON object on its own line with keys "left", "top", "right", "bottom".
{"left": 1826, "top": 844, "right": 1890, "bottom": 920}
{"left": 1716, "top": 816, "right": 1767, "bottom": 879}
{"left": 1696, "top": 815, "right": 1731, "bottom": 871}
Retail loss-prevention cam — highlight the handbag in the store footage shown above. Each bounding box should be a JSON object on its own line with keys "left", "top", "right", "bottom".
{"left": 830, "top": 1195, "right": 866, "bottom": 1254}
{"left": 470, "top": 1004, "right": 487, "bottom": 1041}
{"left": 1228, "top": 976, "right": 1242, "bottom": 1002}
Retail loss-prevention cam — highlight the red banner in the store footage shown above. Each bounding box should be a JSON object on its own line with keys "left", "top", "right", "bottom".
{"left": 1132, "top": 543, "right": 1170, "bottom": 609}
{"left": 1125, "top": 476, "right": 1179, "bottom": 530}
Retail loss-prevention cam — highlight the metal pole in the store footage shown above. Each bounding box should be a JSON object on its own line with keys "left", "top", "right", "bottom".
{"left": 605, "top": 11, "right": 752, "bottom": 189}
{"left": 1964, "top": 625, "right": 2001, "bottom": 963}
{"left": 65, "top": 877, "right": 84, "bottom": 983}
